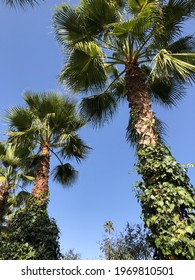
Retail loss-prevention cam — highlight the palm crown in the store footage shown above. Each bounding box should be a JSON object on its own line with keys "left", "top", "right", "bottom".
{"left": 6, "top": 91, "right": 90, "bottom": 205}
{"left": 53, "top": 0, "right": 195, "bottom": 129}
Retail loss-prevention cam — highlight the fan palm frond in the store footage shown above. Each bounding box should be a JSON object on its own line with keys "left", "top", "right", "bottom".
{"left": 4, "top": 0, "right": 42, "bottom": 8}
{"left": 167, "top": 35, "right": 195, "bottom": 53}
{"left": 51, "top": 163, "right": 78, "bottom": 187}
{"left": 57, "top": 134, "right": 91, "bottom": 163}
{"left": 151, "top": 50, "right": 195, "bottom": 83}
{"left": 148, "top": 77, "right": 186, "bottom": 108}
{"left": 154, "top": 0, "right": 195, "bottom": 45}
{"left": 5, "top": 106, "right": 33, "bottom": 132}
{"left": 81, "top": 0, "right": 119, "bottom": 33}
{"left": 80, "top": 92, "right": 118, "bottom": 126}
{"left": 112, "top": 1, "right": 158, "bottom": 39}
{"left": 59, "top": 41, "right": 107, "bottom": 91}
{"left": 53, "top": 4, "right": 89, "bottom": 48}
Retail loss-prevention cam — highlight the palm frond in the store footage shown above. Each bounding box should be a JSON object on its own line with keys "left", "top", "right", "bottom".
{"left": 5, "top": 106, "right": 33, "bottom": 132}
{"left": 7, "top": 190, "right": 30, "bottom": 208}
{"left": 0, "top": 144, "right": 21, "bottom": 167}
{"left": 24, "top": 91, "right": 75, "bottom": 117}
{"left": 128, "top": 0, "right": 159, "bottom": 16}
{"left": 0, "top": 142, "right": 5, "bottom": 155}
{"left": 80, "top": 75, "right": 126, "bottom": 126}
{"left": 112, "top": 7, "right": 156, "bottom": 38}
{"left": 80, "top": 92, "right": 118, "bottom": 126}
{"left": 153, "top": 0, "right": 195, "bottom": 45}
{"left": 53, "top": 4, "right": 90, "bottom": 48}
{"left": 56, "top": 134, "right": 91, "bottom": 163}
{"left": 4, "top": 0, "right": 42, "bottom": 8}
{"left": 148, "top": 76, "right": 186, "bottom": 108}
{"left": 167, "top": 35, "right": 195, "bottom": 53}
{"left": 51, "top": 163, "right": 78, "bottom": 187}
{"left": 150, "top": 49, "right": 195, "bottom": 83}
{"left": 81, "top": 0, "right": 119, "bottom": 33}
{"left": 59, "top": 41, "right": 107, "bottom": 92}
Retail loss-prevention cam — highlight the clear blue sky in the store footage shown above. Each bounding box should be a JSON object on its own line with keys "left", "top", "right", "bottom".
{"left": 0, "top": 0, "right": 195, "bottom": 259}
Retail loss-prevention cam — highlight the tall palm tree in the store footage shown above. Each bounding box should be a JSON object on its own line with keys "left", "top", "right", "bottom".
{"left": 53, "top": 0, "right": 195, "bottom": 259}
{"left": 0, "top": 142, "right": 33, "bottom": 224}
{"left": 6, "top": 91, "right": 90, "bottom": 208}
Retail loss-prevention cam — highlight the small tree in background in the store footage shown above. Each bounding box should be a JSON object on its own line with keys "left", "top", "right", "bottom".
{"left": 100, "top": 221, "right": 153, "bottom": 260}
{"left": 63, "top": 249, "right": 81, "bottom": 260}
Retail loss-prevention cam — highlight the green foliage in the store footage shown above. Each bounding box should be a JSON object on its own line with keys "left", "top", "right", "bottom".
{"left": 63, "top": 249, "right": 81, "bottom": 260}
{"left": 100, "top": 222, "right": 153, "bottom": 260}
{"left": 6, "top": 92, "right": 91, "bottom": 189}
{"left": 135, "top": 144, "right": 195, "bottom": 259}
{"left": 3, "top": 0, "right": 42, "bottom": 8}
{"left": 54, "top": 0, "right": 195, "bottom": 101}
{"left": 0, "top": 196, "right": 61, "bottom": 260}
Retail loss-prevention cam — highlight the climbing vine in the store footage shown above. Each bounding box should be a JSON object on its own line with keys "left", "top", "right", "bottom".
{"left": 0, "top": 196, "right": 61, "bottom": 260}
{"left": 135, "top": 144, "right": 195, "bottom": 259}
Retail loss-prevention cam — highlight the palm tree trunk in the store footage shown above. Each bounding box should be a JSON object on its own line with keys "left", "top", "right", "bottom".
{"left": 125, "top": 62, "right": 195, "bottom": 260}
{"left": 125, "top": 62, "right": 158, "bottom": 147}
{"left": 32, "top": 142, "right": 50, "bottom": 207}
{"left": 0, "top": 183, "right": 9, "bottom": 224}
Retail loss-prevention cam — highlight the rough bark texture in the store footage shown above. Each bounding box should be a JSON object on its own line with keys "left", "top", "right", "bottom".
{"left": 32, "top": 143, "right": 50, "bottom": 207}
{"left": 125, "top": 62, "right": 158, "bottom": 147}
{"left": 0, "top": 183, "right": 9, "bottom": 223}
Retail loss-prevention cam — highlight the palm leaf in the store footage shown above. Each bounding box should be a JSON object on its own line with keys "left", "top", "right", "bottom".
{"left": 81, "top": 0, "right": 119, "bottom": 33}
{"left": 154, "top": 0, "right": 195, "bottom": 45}
{"left": 80, "top": 92, "right": 118, "bottom": 126}
{"left": 148, "top": 77, "right": 186, "bottom": 107}
{"left": 24, "top": 91, "right": 75, "bottom": 118}
{"left": 4, "top": 0, "right": 42, "bottom": 8}
{"left": 112, "top": 7, "right": 155, "bottom": 38}
{"left": 7, "top": 191, "right": 30, "bottom": 208}
{"left": 167, "top": 35, "right": 195, "bottom": 53}
{"left": 51, "top": 163, "right": 78, "bottom": 186}
{"left": 53, "top": 4, "right": 90, "bottom": 47}
{"left": 59, "top": 41, "right": 107, "bottom": 91}
{"left": 151, "top": 49, "right": 195, "bottom": 83}
{"left": 57, "top": 134, "right": 91, "bottom": 163}
{"left": 5, "top": 106, "right": 33, "bottom": 132}
{"left": 127, "top": 0, "right": 148, "bottom": 14}
{"left": 0, "top": 142, "right": 5, "bottom": 155}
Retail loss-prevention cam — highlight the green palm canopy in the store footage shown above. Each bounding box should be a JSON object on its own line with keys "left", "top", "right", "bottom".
{"left": 53, "top": 0, "right": 195, "bottom": 143}
{"left": 5, "top": 91, "right": 90, "bottom": 207}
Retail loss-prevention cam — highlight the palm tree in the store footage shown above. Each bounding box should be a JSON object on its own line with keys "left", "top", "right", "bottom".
{"left": 0, "top": 142, "right": 33, "bottom": 225}
{"left": 53, "top": 0, "right": 195, "bottom": 259}
{"left": 104, "top": 221, "right": 114, "bottom": 234}
{"left": 6, "top": 91, "right": 90, "bottom": 208}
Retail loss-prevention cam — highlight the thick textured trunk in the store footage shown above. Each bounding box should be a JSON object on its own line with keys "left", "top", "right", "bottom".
{"left": 32, "top": 143, "right": 50, "bottom": 207}
{"left": 125, "top": 63, "right": 195, "bottom": 260}
{"left": 125, "top": 62, "right": 158, "bottom": 147}
{"left": 0, "top": 183, "right": 9, "bottom": 223}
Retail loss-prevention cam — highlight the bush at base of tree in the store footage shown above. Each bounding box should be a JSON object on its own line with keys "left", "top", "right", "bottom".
{"left": 135, "top": 144, "right": 195, "bottom": 260}
{"left": 0, "top": 196, "right": 61, "bottom": 260}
